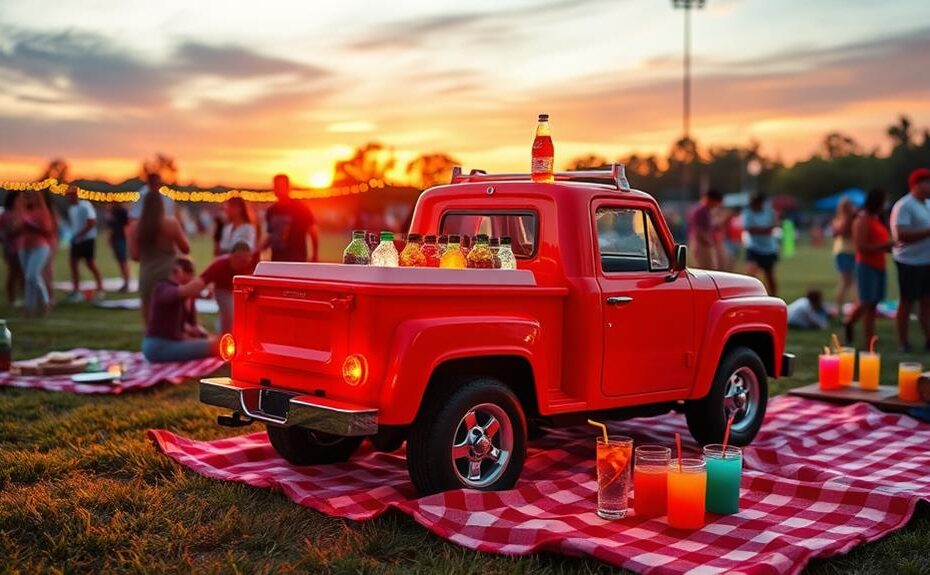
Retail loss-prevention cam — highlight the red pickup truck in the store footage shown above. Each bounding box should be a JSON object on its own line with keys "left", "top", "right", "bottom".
{"left": 201, "top": 165, "right": 792, "bottom": 494}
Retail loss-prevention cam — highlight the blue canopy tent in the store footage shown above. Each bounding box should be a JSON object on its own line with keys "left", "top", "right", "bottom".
{"left": 814, "top": 188, "right": 865, "bottom": 211}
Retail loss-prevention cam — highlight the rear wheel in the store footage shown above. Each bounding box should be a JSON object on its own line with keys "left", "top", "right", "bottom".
{"left": 266, "top": 425, "right": 363, "bottom": 465}
{"left": 407, "top": 378, "right": 527, "bottom": 495}
{"left": 686, "top": 346, "right": 767, "bottom": 446}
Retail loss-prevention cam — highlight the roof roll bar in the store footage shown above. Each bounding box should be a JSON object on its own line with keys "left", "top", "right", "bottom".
{"left": 450, "top": 163, "right": 631, "bottom": 191}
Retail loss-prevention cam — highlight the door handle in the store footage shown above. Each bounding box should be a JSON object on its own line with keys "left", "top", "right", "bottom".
{"left": 606, "top": 296, "right": 633, "bottom": 305}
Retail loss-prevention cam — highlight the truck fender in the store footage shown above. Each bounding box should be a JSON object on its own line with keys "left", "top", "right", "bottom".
{"left": 690, "top": 297, "right": 786, "bottom": 400}
{"left": 377, "top": 317, "right": 542, "bottom": 425}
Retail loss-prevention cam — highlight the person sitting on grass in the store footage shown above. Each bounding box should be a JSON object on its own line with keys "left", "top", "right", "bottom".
{"left": 142, "top": 256, "right": 217, "bottom": 363}
{"left": 787, "top": 289, "right": 829, "bottom": 330}
{"left": 181, "top": 241, "right": 257, "bottom": 333}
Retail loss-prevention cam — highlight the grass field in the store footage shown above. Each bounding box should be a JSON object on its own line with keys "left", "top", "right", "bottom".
{"left": 1, "top": 236, "right": 928, "bottom": 574}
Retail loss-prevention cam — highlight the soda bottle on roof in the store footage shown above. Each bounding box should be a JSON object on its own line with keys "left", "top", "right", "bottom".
{"left": 531, "top": 113, "right": 554, "bottom": 183}
{"left": 399, "top": 233, "right": 426, "bottom": 267}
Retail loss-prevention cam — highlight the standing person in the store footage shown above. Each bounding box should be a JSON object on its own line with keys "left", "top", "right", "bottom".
{"left": 142, "top": 256, "right": 216, "bottom": 363}
{"left": 844, "top": 188, "right": 893, "bottom": 346}
{"left": 687, "top": 188, "right": 723, "bottom": 269}
{"left": 13, "top": 192, "right": 54, "bottom": 317}
{"left": 742, "top": 192, "right": 780, "bottom": 296}
{"left": 0, "top": 192, "right": 24, "bottom": 305}
{"left": 127, "top": 174, "right": 190, "bottom": 326}
{"left": 217, "top": 197, "right": 259, "bottom": 254}
{"left": 889, "top": 168, "right": 930, "bottom": 352}
{"left": 41, "top": 190, "right": 59, "bottom": 306}
{"left": 183, "top": 242, "right": 256, "bottom": 333}
{"left": 831, "top": 197, "right": 857, "bottom": 322}
{"left": 65, "top": 186, "right": 104, "bottom": 302}
{"left": 106, "top": 202, "right": 131, "bottom": 292}
{"left": 263, "top": 174, "right": 318, "bottom": 262}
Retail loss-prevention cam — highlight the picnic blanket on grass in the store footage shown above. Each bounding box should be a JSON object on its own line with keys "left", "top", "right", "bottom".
{"left": 1, "top": 348, "right": 224, "bottom": 394}
{"left": 149, "top": 396, "right": 930, "bottom": 575}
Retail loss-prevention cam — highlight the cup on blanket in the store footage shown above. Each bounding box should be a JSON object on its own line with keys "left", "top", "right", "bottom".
{"left": 667, "top": 458, "right": 706, "bottom": 529}
{"left": 703, "top": 444, "right": 742, "bottom": 515}
{"left": 596, "top": 435, "right": 633, "bottom": 520}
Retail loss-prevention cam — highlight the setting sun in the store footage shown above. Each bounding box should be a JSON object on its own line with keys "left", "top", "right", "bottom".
{"left": 308, "top": 169, "right": 334, "bottom": 189}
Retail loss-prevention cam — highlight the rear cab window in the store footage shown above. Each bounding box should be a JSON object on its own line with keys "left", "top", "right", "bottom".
{"left": 440, "top": 211, "right": 537, "bottom": 258}
{"left": 596, "top": 207, "right": 670, "bottom": 273}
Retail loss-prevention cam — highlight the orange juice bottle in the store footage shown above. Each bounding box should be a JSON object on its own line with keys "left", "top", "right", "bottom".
{"left": 531, "top": 113, "right": 554, "bottom": 183}
{"left": 399, "top": 233, "right": 426, "bottom": 267}
{"left": 440, "top": 234, "right": 467, "bottom": 269}
{"left": 466, "top": 234, "right": 494, "bottom": 269}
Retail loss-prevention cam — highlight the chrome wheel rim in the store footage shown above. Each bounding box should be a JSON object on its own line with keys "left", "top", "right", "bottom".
{"left": 451, "top": 403, "right": 513, "bottom": 488}
{"left": 724, "top": 366, "right": 760, "bottom": 434}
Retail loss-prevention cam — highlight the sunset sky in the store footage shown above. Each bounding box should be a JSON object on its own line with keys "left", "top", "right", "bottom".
{"left": 1, "top": 0, "right": 929, "bottom": 188}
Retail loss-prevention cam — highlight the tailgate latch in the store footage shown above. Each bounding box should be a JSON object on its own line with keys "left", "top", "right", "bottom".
{"left": 330, "top": 295, "right": 355, "bottom": 310}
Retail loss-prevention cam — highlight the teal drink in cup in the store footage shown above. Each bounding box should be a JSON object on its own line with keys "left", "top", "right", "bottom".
{"left": 703, "top": 444, "right": 741, "bottom": 514}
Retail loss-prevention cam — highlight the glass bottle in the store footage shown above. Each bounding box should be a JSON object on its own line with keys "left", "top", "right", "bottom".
{"left": 371, "top": 231, "right": 399, "bottom": 267}
{"left": 498, "top": 237, "right": 517, "bottom": 270}
{"left": 365, "top": 231, "right": 380, "bottom": 255}
{"left": 342, "top": 230, "right": 371, "bottom": 265}
{"left": 489, "top": 237, "right": 502, "bottom": 269}
{"left": 466, "top": 234, "right": 494, "bottom": 269}
{"left": 531, "top": 113, "right": 554, "bottom": 183}
{"left": 399, "top": 233, "right": 426, "bottom": 267}
{"left": 421, "top": 235, "right": 441, "bottom": 267}
{"left": 461, "top": 235, "right": 472, "bottom": 258}
{"left": 0, "top": 320, "right": 10, "bottom": 372}
{"left": 438, "top": 234, "right": 449, "bottom": 256}
{"left": 439, "top": 234, "right": 467, "bottom": 269}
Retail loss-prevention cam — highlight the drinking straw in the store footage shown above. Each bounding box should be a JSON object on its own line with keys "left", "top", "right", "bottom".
{"left": 831, "top": 333, "right": 842, "bottom": 352}
{"left": 587, "top": 419, "right": 608, "bottom": 444}
{"left": 721, "top": 413, "right": 736, "bottom": 459}
{"left": 675, "top": 432, "right": 682, "bottom": 472}
{"left": 869, "top": 335, "right": 878, "bottom": 353}
{"left": 823, "top": 346, "right": 831, "bottom": 355}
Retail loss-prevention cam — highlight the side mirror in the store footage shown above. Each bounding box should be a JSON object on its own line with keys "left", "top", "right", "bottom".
{"left": 674, "top": 244, "right": 688, "bottom": 271}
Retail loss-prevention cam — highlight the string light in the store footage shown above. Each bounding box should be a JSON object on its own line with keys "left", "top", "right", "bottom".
{"left": 0, "top": 177, "right": 389, "bottom": 204}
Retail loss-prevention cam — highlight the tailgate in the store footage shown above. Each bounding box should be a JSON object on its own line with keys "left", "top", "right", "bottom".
{"left": 234, "top": 278, "right": 353, "bottom": 379}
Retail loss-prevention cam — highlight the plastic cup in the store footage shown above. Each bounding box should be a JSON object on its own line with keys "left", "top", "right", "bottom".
{"left": 703, "top": 445, "right": 742, "bottom": 515}
{"left": 633, "top": 444, "right": 670, "bottom": 519}
{"left": 858, "top": 352, "right": 880, "bottom": 391}
{"left": 899, "top": 362, "right": 923, "bottom": 402}
{"left": 667, "top": 458, "right": 707, "bottom": 529}
{"left": 819, "top": 354, "right": 840, "bottom": 390}
{"left": 596, "top": 435, "right": 633, "bottom": 520}
{"left": 838, "top": 347, "right": 855, "bottom": 387}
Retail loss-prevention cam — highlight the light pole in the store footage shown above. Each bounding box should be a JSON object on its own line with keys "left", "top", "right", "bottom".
{"left": 672, "top": 0, "right": 705, "bottom": 198}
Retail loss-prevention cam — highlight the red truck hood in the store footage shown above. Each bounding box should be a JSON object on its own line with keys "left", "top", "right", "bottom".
{"left": 705, "top": 271, "right": 768, "bottom": 299}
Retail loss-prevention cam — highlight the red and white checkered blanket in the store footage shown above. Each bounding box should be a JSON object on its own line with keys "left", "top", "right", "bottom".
{"left": 0, "top": 348, "right": 224, "bottom": 394}
{"left": 150, "top": 396, "right": 930, "bottom": 574}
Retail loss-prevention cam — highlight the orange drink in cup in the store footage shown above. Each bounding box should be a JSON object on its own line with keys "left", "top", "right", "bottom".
{"left": 838, "top": 347, "right": 855, "bottom": 386}
{"left": 858, "top": 352, "right": 880, "bottom": 391}
{"left": 667, "top": 458, "right": 707, "bottom": 529}
{"left": 899, "top": 362, "right": 922, "bottom": 402}
{"left": 596, "top": 435, "right": 633, "bottom": 520}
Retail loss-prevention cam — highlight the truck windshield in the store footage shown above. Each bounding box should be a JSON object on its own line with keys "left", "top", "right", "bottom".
{"left": 440, "top": 211, "right": 537, "bottom": 258}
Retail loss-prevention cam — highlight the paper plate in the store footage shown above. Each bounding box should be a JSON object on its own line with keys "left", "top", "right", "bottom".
{"left": 70, "top": 372, "right": 119, "bottom": 384}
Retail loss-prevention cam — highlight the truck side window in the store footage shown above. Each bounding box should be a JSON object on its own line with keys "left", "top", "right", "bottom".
{"left": 441, "top": 212, "right": 537, "bottom": 258}
{"left": 646, "top": 215, "right": 670, "bottom": 271}
{"left": 597, "top": 208, "right": 648, "bottom": 272}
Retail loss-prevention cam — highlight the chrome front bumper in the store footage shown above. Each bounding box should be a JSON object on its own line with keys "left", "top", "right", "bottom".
{"left": 200, "top": 377, "right": 378, "bottom": 436}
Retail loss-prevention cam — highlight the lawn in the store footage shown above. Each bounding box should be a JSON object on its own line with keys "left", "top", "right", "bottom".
{"left": 1, "top": 236, "right": 928, "bottom": 574}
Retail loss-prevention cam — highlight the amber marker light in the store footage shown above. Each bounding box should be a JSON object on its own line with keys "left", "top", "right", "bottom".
{"left": 342, "top": 354, "right": 368, "bottom": 386}
{"left": 219, "top": 333, "right": 237, "bottom": 362}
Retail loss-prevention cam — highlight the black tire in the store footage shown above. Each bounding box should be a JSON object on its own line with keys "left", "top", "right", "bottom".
{"left": 686, "top": 346, "right": 767, "bottom": 447}
{"left": 407, "top": 378, "right": 527, "bottom": 495}
{"left": 266, "top": 425, "right": 363, "bottom": 465}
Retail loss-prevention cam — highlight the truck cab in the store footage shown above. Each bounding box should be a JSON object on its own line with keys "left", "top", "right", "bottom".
{"left": 201, "top": 165, "right": 792, "bottom": 494}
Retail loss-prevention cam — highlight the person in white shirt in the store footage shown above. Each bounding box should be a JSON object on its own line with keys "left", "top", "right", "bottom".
{"left": 787, "top": 290, "right": 829, "bottom": 330}
{"left": 216, "top": 197, "right": 259, "bottom": 255}
{"left": 65, "top": 186, "right": 103, "bottom": 302}
{"left": 889, "top": 168, "right": 930, "bottom": 352}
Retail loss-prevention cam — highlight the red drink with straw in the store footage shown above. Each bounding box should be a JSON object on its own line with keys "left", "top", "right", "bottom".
{"left": 596, "top": 435, "right": 633, "bottom": 520}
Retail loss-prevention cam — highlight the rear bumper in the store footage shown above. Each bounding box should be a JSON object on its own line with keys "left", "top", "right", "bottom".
{"left": 780, "top": 353, "right": 795, "bottom": 378}
{"left": 200, "top": 377, "right": 378, "bottom": 436}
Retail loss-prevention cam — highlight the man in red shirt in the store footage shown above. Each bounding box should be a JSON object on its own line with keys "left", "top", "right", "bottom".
{"left": 262, "top": 174, "right": 319, "bottom": 262}
{"left": 687, "top": 188, "right": 723, "bottom": 269}
{"left": 185, "top": 241, "right": 256, "bottom": 332}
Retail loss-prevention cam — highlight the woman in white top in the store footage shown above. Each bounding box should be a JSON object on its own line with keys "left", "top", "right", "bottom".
{"left": 217, "top": 197, "right": 259, "bottom": 254}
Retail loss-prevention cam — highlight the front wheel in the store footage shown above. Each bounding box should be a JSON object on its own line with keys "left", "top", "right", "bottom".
{"left": 407, "top": 378, "right": 527, "bottom": 495}
{"left": 686, "top": 346, "right": 767, "bottom": 446}
{"left": 266, "top": 425, "right": 363, "bottom": 465}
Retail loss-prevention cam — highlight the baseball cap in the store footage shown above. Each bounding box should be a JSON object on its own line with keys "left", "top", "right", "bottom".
{"left": 908, "top": 168, "right": 930, "bottom": 189}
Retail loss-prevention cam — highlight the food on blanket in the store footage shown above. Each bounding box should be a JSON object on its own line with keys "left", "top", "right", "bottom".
{"left": 898, "top": 362, "right": 922, "bottom": 402}
{"left": 667, "top": 458, "right": 707, "bottom": 529}
{"left": 0, "top": 320, "right": 11, "bottom": 372}
{"left": 858, "top": 351, "right": 880, "bottom": 391}
{"left": 596, "top": 436, "right": 633, "bottom": 520}
{"left": 10, "top": 352, "right": 88, "bottom": 376}
{"left": 838, "top": 347, "right": 855, "bottom": 387}
{"left": 633, "top": 445, "right": 670, "bottom": 519}
{"left": 818, "top": 352, "right": 840, "bottom": 390}
{"left": 704, "top": 444, "right": 742, "bottom": 515}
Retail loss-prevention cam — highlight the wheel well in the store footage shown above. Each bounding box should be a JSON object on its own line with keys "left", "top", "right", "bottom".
{"left": 423, "top": 355, "right": 538, "bottom": 418}
{"left": 723, "top": 331, "right": 775, "bottom": 376}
